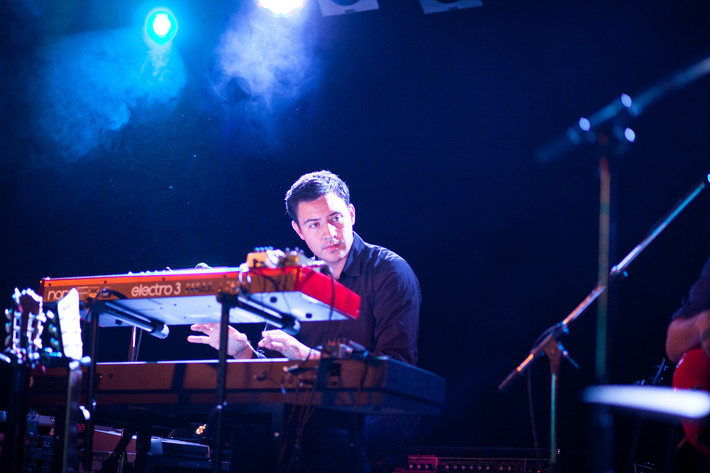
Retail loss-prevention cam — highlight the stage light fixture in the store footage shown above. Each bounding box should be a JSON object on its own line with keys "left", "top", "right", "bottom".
{"left": 317, "top": 0, "right": 379, "bottom": 17}
{"left": 144, "top": 8, "right": 178, "bottom": 46}
{"left": 419, "top": 0, "right": 482, "bottom": 14}
{"left": 258, "top": 0, "right": 306, "bottom": 16}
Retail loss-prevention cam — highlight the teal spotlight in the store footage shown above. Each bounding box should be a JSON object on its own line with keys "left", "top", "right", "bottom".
{"left": 145, "top": 8, "right": 178, "bottom": 45}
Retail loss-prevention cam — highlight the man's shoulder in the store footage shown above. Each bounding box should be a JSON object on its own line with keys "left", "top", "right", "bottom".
{"left": 356, "top": 234, "right": 401, "bottom": 261}
{"left": 356, "top": 236, "right": 417, "bottom": 277}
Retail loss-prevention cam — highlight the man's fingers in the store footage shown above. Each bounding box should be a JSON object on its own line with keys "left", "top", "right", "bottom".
{"left": 192, "top": 323, "right": 219, "bottom": 332}
{"left": 187, "top": 335, "right": 209, "bottom": 344}
{"left": 259, "top": 338, "right": 282, "bottom": 349}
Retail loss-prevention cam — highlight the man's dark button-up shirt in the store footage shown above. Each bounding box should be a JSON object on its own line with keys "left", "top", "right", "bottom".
{"left": 299, "top": 232, "right": 421, "bottom": 365}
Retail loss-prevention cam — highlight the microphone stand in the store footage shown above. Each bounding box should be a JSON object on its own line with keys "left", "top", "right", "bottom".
{"left": 528, "top": 52, "right": 710, "bottom": 472}
{"left": 212, "top": 290, "right": 234, "bottom": 473}
{"left": 592, "top": 136, "right": 615, "bottom": 473}
{"left": 535, "top": 53, "right": 710, "bottom": 164}
{"left": 498, "top": 174, "right": 710, "bottom": 469}
{"left": 211, "top": 288, "right": 301, "bottom": 473}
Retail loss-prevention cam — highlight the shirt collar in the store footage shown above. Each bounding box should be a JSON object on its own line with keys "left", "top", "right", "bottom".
{"left": 340, "top": 232, "right": 364, "bottom": 278}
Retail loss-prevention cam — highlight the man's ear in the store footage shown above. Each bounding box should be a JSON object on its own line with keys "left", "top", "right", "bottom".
{"left": 291, "top": 220, "right": 305, "bottom": 240}
{"left": 349, "top": 204, "right": 356, "bottom": 225}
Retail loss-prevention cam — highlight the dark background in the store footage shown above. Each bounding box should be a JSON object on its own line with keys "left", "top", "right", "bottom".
{"left": 2, "top": 0, "right": 710, "bottom": 471}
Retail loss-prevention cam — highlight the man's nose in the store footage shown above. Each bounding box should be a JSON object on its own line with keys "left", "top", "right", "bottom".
{"left": 323, "top": 223, "right": 338, "bottom": 239}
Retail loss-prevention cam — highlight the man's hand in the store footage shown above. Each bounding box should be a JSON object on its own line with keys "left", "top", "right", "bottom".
{"left": 258, "top": 330, "right": 321, "bottom": 360}
{"left": 187, "top": 323, "right": 253, "bottom": 359}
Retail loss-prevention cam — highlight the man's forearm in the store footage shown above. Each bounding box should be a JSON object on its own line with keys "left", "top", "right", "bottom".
{"left": 666, "top": 310, "right": 710, "bottom": 362}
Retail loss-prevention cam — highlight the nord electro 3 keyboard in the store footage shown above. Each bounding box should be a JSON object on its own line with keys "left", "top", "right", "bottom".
{"left": 30, "top": 357, "right": 446, "bottom": 420}
{"left": 38, "top": 266, "right": 360, "bottom": 331}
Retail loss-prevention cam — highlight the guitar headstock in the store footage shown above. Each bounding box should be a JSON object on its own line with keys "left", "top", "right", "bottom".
{"left": 634, "top": 358, "right": 670, "bottom": 386}
{"left": 4, "top": 288, "right": 46, "bottom": 366}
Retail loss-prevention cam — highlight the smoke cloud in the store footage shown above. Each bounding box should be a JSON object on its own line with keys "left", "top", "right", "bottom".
{"left": 24, "top": 27, "right": 186, "bottom": 166}
{"left": 212, "top": 5, "right": 320, "bottom": 153}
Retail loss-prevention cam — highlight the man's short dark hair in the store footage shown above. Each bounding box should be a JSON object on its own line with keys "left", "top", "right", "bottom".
{"left": 285, "top": 170, "right": 351, "bottom": 223}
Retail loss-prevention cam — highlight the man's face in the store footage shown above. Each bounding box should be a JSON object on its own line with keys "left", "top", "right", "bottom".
{"left": 291, "top": 193, "right": 356, "bottom": 271}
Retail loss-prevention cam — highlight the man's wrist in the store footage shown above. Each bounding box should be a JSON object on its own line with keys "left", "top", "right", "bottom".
{"left": 232, "top": 343, "right": 255, "bottom": 359}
